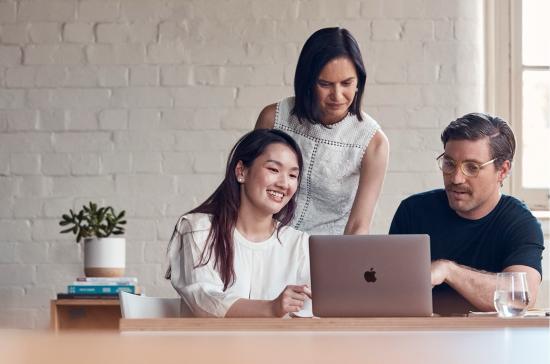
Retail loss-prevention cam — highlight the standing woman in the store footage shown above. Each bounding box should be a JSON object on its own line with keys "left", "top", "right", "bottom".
{"left": 256, "top": 27, "right": 389, "bottom": 235}
{"left": 166, "top": 129, "right": 311, "bottom": 317}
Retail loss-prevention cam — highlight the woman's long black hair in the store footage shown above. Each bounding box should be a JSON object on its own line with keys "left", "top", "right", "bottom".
{"left": 166, "top": 129, "right": 303, "bottom": 291}
{"left": 293, "top": 27, "right": 367, "bottom": 124}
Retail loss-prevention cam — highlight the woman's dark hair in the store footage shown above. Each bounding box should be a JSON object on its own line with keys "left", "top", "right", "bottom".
{"left": 441, "top": 113, "right": 516, "bottom": 169}
{"left": 166, "top": 129, "right": 303, "bottom": 291}
{"left": 293, "top": 27, "right": 367, "bottom": 124}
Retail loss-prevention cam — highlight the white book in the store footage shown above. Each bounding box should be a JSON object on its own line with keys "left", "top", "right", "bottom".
{"left": 75, "top": 277, "right": 138, "bottom": 284}
{"left": 71, "top": 281, "right": 137, "bottom": 286}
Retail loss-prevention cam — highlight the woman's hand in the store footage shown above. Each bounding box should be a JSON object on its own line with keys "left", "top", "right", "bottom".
{"left": 271, "top": 285, "right": 311, "bottom": 317}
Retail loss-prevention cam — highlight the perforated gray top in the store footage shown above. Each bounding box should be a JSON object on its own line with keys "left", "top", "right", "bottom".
{"left": 274, "top": 97, "right": 381, "bottom": 235}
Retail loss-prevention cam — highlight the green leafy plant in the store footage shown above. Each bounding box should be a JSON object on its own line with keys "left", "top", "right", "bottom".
{"left": 59, "top": 202, "right": 127, "bottom": 242}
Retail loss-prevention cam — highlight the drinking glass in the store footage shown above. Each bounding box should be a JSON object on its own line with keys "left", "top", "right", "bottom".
{"left": 493, "top": 272, "right": 530, "bottom": 318}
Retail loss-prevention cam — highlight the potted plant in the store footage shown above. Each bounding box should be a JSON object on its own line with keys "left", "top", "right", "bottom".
{"left": 59, "top": 202, "right": 127, "bottom": 277}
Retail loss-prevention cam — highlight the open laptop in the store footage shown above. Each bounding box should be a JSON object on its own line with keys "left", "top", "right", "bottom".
{"left": 309, "top": 234, "right": 433, "bottom": 317}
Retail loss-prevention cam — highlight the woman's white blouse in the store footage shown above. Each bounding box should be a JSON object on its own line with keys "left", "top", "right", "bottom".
{"left": 168, "top": 213, "right": 310, "bottom": 317}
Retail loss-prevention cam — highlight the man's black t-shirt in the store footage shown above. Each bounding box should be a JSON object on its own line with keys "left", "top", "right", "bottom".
{"left": 389, "top": 189, "right": 544, "bottom": 314}
{"left": 389, "top": 189, "right": 544, "bottom": 275}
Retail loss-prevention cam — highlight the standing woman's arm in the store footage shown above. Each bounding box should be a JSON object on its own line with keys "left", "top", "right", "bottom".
{"left": 344, "top": 130, "right": 389, "bottom": 235}
{"left": 255, "top": 104, "right": 277, "bottom": 129}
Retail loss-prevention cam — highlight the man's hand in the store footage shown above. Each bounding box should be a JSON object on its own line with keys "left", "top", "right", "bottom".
{"left": 430, "top": 261, "right": 540, "bottom": 312}
{"left": 431, "top": 259, "right": 452, "bottom": 287}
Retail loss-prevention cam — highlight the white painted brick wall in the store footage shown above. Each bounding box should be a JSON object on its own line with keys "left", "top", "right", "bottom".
{"left": 160, "top": 65, "right": 192, "bottom": 86}
{"left": 0, "top": 45, "right": 22, "bottom": 65}
{"left": 1, "top": 23, "right": 29, "bottom": 44}
{"left": 0, "top": 2, "right": 17, "bottom": 23}
{"left": 87, "top": 44, "right": 146, "bottom": 65}
{"left": 128, "top": 109, "right": 159, "bottom": 129}
{"left": 25, "top": 44, "right": 85, "bottom": 65}
{"left": 97, "top": 65, "right": 128, "bottom": 87}
{"left": 42, "top": 153, "right": 71, "bottom": 176}
{"left": 10, "top": 153, "right": 40, "bottom": 175}
{"left": 65, "top": 67, "right": 97, "bottom": 87}
{"left": 112, "top": 87, "right": 172, "bottom": 108}
{"left": 63, "top": 23, "right": 95, "bottom": 43}
{"left": 130, "top": 65, "right": 159, "bottom": 86}
{"left": 6, "top": 0, "right": 540, "bottom": 329}
{"left": 13, "top": 198, "right": 42, "bottom": 218}
{"left": 99, "top": 109, "right": 128, "bottom": 130}
{"left": 18, "top": 1, "right": 76, "bottom": 22}
{"left": 78, "top": 1, "right": 120, "bottom": 22}
{"left": 4, "top": 109, "right": 37, "bottom": 130}
{"left": 6, "top": 67, "right": 33, "bottom": 87}
{"left": 28, "top": 23, "right": 62, "bottom": 44}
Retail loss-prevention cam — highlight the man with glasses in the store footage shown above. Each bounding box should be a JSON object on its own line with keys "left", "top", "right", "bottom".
{"left": 389, "top": 113, "right": 544, "bottom": 314}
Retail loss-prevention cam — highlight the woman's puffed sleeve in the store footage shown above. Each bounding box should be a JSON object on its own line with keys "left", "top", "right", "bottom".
{"left": 167, "top": 215, "right": 242, "bottom": 317}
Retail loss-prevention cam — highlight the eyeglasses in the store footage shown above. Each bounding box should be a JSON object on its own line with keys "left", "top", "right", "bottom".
{"left": 436, "top": 153, "right": 496, "bottom": 177}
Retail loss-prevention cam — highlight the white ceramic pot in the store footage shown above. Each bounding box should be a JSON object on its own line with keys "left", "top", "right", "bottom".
{"left": 83, "top": 237, "right": 126, "bottom": 277}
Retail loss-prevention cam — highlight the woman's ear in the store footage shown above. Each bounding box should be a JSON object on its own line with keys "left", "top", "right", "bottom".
{"left": 235, "top": 161, "right": 246, "bottom": 183}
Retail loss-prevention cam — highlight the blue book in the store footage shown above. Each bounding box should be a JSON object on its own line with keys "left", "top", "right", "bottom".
{"left": 67, "top": 285, "right": 136, "bottom": 295}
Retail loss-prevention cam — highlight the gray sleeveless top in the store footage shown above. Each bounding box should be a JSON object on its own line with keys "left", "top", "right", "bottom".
{"left": 274, "top": 97, "right": 381, "bottom": 235}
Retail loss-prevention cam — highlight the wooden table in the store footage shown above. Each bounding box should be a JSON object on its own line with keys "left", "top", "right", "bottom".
{"left": 119, "top": 316, "right": 550, "bottom": 332}
{"left": 114, "top": 317, "right": 548, "bottom": 364}
{"left": 4, "top": 322, "right": 550, "bottom": 364}
{"left": 50, "top": 299, "right": 120, "bottom": 331}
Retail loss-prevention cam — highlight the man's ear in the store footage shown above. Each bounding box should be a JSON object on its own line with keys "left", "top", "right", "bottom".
{"left": 498, "top": 160, "right": 511, "bottom": 184}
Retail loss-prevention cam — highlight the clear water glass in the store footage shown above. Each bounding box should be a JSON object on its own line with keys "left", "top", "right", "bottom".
{"left": 493, "top": 272, "right": 530, "bottom": 318}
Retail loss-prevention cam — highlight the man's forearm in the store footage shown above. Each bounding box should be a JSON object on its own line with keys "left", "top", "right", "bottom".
{"left": 444, "top": 261, "right": 497, "bottom": 311}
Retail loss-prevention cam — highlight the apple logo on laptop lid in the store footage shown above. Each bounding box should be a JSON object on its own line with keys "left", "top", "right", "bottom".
{"left": 364, "top": 268, "right": 377, "bottom": 283}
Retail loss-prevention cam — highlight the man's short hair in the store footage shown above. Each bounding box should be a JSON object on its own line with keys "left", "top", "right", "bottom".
{"left": 441, "top": 113, "right": 516, "bottom": 169}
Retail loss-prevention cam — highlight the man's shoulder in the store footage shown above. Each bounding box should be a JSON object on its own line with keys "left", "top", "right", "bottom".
{"left": 390, "top": 189, "right": 448, "bottom": 234}
{"left": 394, "top": 189, "right": 448, "bottom": 220}
{"left": 401, "top": 189, "right": 447, "bottom": 207}
{"left": 495, "top": 195, "right": 540, "bottom": 225}
{"left": 500, "top": 194, "right": 531, "bottom": 211}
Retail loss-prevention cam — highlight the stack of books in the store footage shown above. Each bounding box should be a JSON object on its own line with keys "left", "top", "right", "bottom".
{"left": 57, "top": 277, "right": 141, "bottom": 299}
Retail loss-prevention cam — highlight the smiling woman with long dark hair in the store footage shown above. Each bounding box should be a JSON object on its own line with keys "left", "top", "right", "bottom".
{"left": 166, "top": 129, "right": 311, "bottom": 317}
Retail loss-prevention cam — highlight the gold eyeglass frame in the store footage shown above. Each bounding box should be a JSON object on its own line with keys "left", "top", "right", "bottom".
{"left": 436, "top": 153, "right": 497, "bottom": 177}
